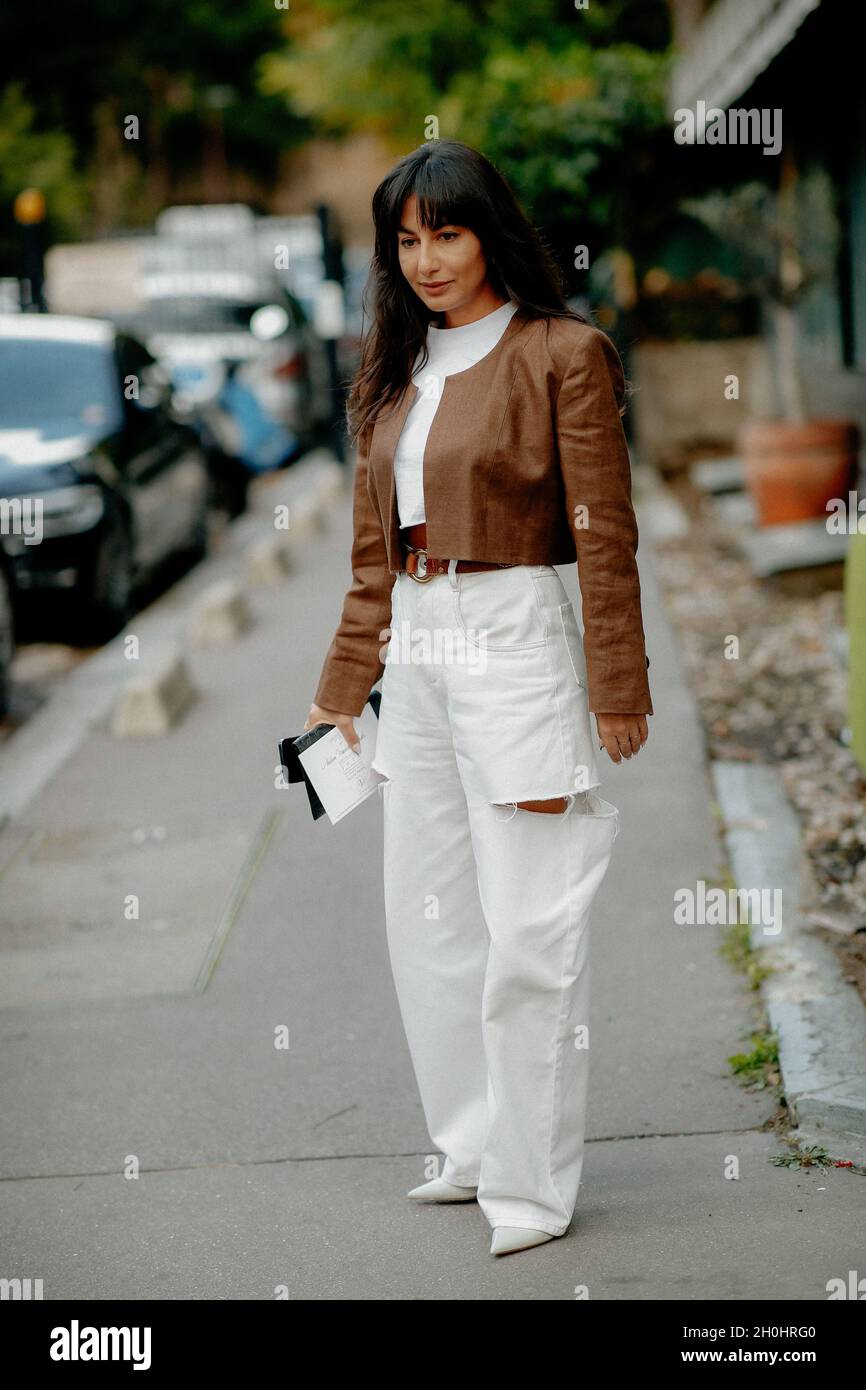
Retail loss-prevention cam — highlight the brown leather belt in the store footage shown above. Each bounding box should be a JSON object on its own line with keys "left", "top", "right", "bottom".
{"left": 400, "top": 522, "right": 516, "bottom": 583}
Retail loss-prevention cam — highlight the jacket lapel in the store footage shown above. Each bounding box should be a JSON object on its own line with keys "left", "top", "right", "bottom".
{"left": 369, "top": 382, "right": 418, "bottom": 567}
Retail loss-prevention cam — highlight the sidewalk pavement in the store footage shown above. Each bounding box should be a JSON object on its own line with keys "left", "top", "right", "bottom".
{"left": 0, "top": 458, "right": 863, "bottom": 1301}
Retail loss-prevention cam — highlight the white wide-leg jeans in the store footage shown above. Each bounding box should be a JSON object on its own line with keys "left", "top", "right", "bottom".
{"left": 371, "top": 562, "right": 619, "bottom": 1237}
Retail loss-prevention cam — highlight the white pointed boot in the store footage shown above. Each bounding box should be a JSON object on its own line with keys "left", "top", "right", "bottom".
{"left": 490, "top": 1226, "right": 555, "bottom": 1256}
{"left": 407, "top": 1177, "right": 478, "bottom": 1202}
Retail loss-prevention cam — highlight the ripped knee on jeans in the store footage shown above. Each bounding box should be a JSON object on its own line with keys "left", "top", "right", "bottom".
{"left": 492, "top": 790, "right": 621, "bottom": 841}
{"left": 492, "top": 793, "right": 577, "bottom": 822}
{"left": 515, "top": 796, "right": 571, "bottom": 814}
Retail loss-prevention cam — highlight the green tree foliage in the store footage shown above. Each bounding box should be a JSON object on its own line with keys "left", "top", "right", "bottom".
{"left": 0, "top": 0, "right": 306, "bottom": 236}
{"left": 0, "top": 84, "right": 86, "bottom": 274}
{"left": 259, "top": 0, "right": 673, "bottom": 276}
{"left": 0, "top": 85, "right": 84, "bottom": 230}
{"left": 0, "top": 0, "right": 675, "bottom": 265}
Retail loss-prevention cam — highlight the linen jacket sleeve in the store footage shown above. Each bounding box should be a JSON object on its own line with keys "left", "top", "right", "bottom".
{"left": 313, "top": 439, "right": 393, "bottom": 717}
{"left": 555, "top": 326, "right": 653, "bottom": 715}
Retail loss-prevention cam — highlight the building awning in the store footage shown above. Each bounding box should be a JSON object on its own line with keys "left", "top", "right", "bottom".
{"left": 670, "top": 0, "right": 824, "bottom": 113}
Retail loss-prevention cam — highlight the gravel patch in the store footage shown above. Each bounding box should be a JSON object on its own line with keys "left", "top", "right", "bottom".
{"left": 652, "top": 487, "right": 866, "bottom": 1003}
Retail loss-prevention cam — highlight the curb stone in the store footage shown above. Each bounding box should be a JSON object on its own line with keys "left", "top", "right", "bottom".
{"left": 190, "top": 579, "right": 253, "bottom": 646}
{"left": 711, "top": 760, "right": 866, "bottom": 1169}
{"left": 245, "top": 536, "right": 293, "bottom": 586}
{"left": 110, "top": 640, "right": 198, "bottom": 738}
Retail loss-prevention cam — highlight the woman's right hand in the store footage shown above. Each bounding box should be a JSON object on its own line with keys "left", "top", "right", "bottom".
{"left": 304, "top": 702, "right": 361, "bottom": 754}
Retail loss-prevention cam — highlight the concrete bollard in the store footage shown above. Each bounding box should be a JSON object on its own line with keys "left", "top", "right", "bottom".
{"left": 315, "top": 461, "right": 350, "bottom": 507}
{"left": 289, "top": 491, "right": 327, "bottom": 539}
{"left": 190, "top": 579, "right": 252, "bottom": 645}
{"left": 245, "top": 535, "right": 293, "bottom": 587}
{"left": 111, "top": 641, "right": 198, "bottom": 738}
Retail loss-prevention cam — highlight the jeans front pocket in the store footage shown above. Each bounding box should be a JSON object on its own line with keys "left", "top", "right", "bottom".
{"left": 454, "top": 566, "right": 547, "bottom": 651}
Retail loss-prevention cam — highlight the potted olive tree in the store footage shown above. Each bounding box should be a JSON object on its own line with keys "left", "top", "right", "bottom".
{"left": 683, "top": 162, "right": 859, "bottom": 526}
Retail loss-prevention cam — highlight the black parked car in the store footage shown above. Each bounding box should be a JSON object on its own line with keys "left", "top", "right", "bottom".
{"left": 0, "top": 314, "right": 211, "bottom": 644}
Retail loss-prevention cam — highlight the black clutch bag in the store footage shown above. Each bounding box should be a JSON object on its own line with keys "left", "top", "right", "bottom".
{"left": 278, "top": 689, "right": 382, "bottom": 822}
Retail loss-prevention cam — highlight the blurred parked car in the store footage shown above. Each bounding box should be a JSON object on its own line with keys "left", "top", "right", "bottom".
{"left": 258, "top": 215, "right": 367, "bottom": 389}
{"left": 0, "top": 314, "right": 210, "bottom": 644}
{"left": 119, "top": 271, "right": 332, "bottom": 514}
{"left": 0, "top": 539, "right": 14, "bottom": 717}
{"left": 256, "top": 214, "right": 324, "bottom": 324}
{"left": 338, "top": 247, "right": 371, "bottom": 378}
{"left": 155, "top": 204, "right": 257, "bottom": 242}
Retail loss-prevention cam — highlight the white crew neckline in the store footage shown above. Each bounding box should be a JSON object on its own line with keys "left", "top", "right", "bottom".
{"left": 428, "top": 299, "right": 517, "bottom": 338}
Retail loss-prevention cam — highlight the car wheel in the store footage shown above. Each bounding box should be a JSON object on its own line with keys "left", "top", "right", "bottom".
{"left": 71, "top": 511, "right": 134, "bottom": 645}
{"left": 184, "top": 503, "right": 210, "bottom": 565}
{"left": 0, "top": 565, "right": 14, "bottom": 719}
{"left": 207, "top": 451, "right": 250, "bottom": 519}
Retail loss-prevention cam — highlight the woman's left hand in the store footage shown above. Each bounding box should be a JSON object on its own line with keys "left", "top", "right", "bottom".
{"left": 595, "top": 713, "right": 649, "bottom": 763}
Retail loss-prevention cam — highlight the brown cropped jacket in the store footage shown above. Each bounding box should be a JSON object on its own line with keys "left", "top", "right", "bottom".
{"left": 313, "top": 309, "right": 653, "bottom": 718}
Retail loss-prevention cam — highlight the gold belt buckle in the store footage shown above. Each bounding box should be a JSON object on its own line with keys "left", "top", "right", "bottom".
{"left": 407, "top": 547, "right": 435, "bottom": 583}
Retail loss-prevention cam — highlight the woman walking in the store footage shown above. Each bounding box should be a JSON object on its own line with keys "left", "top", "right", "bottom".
{"left": 305, "top": 140, "right": 652, "bottom": 1257}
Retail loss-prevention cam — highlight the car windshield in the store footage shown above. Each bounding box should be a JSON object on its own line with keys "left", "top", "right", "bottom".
{"left": 0, "top": 338, "right": 120, "bottom": 431}
{"left": 134, "top": 299, "right": 282, "bottom": 335}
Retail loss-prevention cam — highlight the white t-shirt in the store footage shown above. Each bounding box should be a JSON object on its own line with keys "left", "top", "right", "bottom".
{"left": 393, "top": 299, "right": 519, "bottom": 526}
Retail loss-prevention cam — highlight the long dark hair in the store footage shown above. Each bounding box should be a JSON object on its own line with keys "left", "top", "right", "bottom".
{"left": 346, "top": 140, "right": 587, "bottom": 450}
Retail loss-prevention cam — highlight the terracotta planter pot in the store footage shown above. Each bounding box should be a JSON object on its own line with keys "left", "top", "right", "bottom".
{"left": 737, "top": 419, "right": 859, "bottom": 526}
